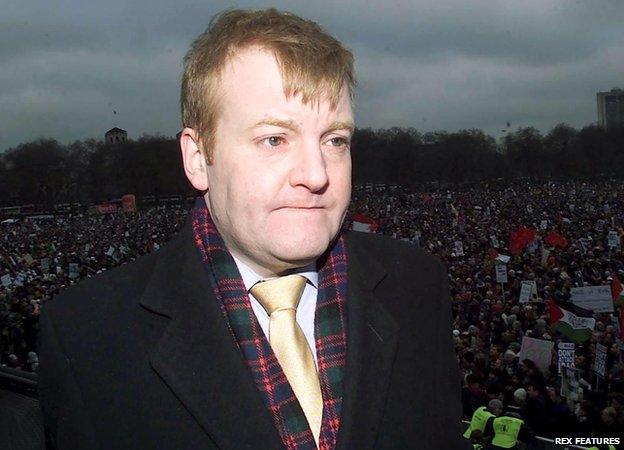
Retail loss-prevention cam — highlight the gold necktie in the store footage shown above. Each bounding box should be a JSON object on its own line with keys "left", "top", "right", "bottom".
{"left": 250, "top": 274, "right": 322, "bottom": 447}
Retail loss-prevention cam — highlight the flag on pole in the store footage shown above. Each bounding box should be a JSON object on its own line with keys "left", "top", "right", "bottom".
{"left": 351, "top": 213, "right": 379, "bottom": 233}
{"left": 611, "top": 274, "right": 624, "bottom": 308}
{"left": 549, "top": 300, "right": 596, "bottom": 343}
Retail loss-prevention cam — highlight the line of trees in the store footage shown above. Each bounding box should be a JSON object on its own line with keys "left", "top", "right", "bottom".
{"left": 1, "top": 123, "right": 623, "bottom": 207}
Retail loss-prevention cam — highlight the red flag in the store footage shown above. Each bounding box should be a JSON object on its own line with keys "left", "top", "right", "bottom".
{"left": 612, "top": 274, "right": 623, "bottom": 301}
{"left": 545, "top": 231, "right": 568, "bottom": 249}
{"left": 509, "top": 226, "right": 536, "bottom": 255}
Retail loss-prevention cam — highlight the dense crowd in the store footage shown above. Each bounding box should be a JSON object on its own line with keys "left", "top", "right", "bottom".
{"left": 0, "top": 205, "right": 189, "bottom": 371}
{"left": 2, "top": 181, "right": 624, "bottom": 439}
{"left": 351, "top": 180, "right": 624, "bottom": 440}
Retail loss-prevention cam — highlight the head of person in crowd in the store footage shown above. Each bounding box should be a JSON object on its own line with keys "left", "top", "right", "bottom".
{"left": 488, "top": 399, "right": 504, "bottom": 416}
{"left": 179, "top": 8, "right": 356, "bottom": 277}
{"left": 513, "top": 388, "right": 527, "bottom": 406}
{"left": 600, "top": 406, "right": 617, "bottom": 426}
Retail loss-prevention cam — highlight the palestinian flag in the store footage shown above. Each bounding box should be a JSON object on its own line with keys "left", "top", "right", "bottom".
{"left": 611, "top": 274, "right": 624, "bottom": 308}
{"left": 549, "top": 300, "right": 596, "bottom": 343}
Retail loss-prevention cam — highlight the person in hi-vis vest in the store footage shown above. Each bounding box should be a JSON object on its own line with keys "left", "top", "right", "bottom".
{"left": 482, "top": 401, "right": 535, "bottom": 449}
{"left": 463, "top": 399, "right": 501, "bottom": 443}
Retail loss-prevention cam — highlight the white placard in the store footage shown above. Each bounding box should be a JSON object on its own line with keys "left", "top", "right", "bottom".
{"left": 1, "top": 274, "right": 12, "bottom": 287}
{"left": 490, "top": 235, "right": 499, "bottom": 248}
{"left": 106, "top": 246, "right": 115, "bottom": 257}
{"left": 496, "top": 264, "right": 508, "bottom": 284}
{"left": 540, "top": 220, "right": 548, "bottom": 230}
{"left": 594, "top": 343, "right": 607, "bottom": 377}
{"left": 570, "top": 285, "right": 614, "bottom": 313}
{"left": 608, "top": 231, "right": 620, "bottom": 248}
{"left": 454, "top": 241, "right": 464, "bottom": 256}
{"left": 519, "top": 281, "right": 537, "bottom": 303}
{"left": 68, "top": 263, "right": 79, "bottom": 279}
{"left": 519, "top": 336, "right": 554, "bottom": 373}
{"left": 41, "top": 258, "right": 50, "bottom": 271}
{"left": 558, "top": 342, "right": 575, "bottom": 374}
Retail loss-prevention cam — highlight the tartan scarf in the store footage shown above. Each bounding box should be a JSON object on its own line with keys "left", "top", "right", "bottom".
{"left": 191, "top": 197, "right": 348, "bottom": 450}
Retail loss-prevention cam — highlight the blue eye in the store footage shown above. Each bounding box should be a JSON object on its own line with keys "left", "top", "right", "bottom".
{"left": 263, "top": 136, "right": 284, "bottom": 147}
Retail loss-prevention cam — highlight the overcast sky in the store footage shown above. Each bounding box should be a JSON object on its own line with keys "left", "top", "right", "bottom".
{"left": 2, "top": 0, "right": 623, "bottom": 152}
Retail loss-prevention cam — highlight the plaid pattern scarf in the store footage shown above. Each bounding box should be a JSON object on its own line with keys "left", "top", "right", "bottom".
{"left": 191, "top": 197, "right": 348, "bottom": 450}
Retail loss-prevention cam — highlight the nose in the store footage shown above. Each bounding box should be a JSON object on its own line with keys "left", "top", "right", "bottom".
{"left": 289, "top": 139, "right": 329, "bottom": 193}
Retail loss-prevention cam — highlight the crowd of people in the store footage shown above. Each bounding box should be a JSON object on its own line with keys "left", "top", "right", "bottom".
{"left": 0, "top": 205, "right": 189, "bottom": 372}
{"left": 351, "top": 180, "right": 624, "bottom": 442}
{"left": 2, "top": 180, "right": 624, "bottom": 441}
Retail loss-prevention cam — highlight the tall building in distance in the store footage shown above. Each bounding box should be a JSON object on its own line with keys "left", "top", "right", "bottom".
{"left": 597, "top": 88, "right": 624, "bottom": 127}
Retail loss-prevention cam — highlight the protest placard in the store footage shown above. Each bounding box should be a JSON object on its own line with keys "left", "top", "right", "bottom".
{"left": 106, "top": 246, "right": 115, "bottom": 257}
{"left": 594, "top": 343, "right": 607, "bottom": 377}
{"left": 495, "top": 264, "right": 508, "bottom": 284}
{"left": 1, "top": 274, "right": 12, "bottom": 287}
{"left": 558, "top": 342, "right": 575, "bottom": 374}
{"left": 608, "top": 231, "right": 620, "bottom": 249}
{"left": 454, "top": 241, "right": 464, "bottom": 256}
{"left": 490, "top": 235, "right": 499, "bottom": 248}
{"left": 570, "top": 285, "right": 614, "bottom": 313}
{"left": 68, "top": 263, "right": 79, "bottom": 279}
{"left": 41, "top": 258, "right": 50, "bottom": 272}
{"left": 519, "top": 281, "right": 538, "bottom": 304}
{"left": 519, "top": 336, "right": 554, "bottom": 373}
{"left": 23, "top": 254, "right": 34, "bottom": 265}
{"left": 540, "top": 220, "right": 548, "bottom": 230}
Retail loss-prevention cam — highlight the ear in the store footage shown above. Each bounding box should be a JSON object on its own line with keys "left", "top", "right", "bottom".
{"left": 180, "top": 127, "right": 209, "bottom": 191}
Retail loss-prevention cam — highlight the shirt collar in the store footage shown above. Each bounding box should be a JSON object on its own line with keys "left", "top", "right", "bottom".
{"left": 231, "top": 255, "right": 318, "bottom": 292}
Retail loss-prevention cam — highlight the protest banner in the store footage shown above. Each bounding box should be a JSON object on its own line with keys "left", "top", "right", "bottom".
{"left": 495, "top": 264, "right": 508, "bottom": 284}
{"left": 557, "top": 342, "right": 575, "bottom": 374}
{"left": 519, "top": 336, "right": 554, "bottom": 373}
{"left": 97, "top": 203, "right": 118, "bottom": 214}
{"left": 594, "top": 343, "right": 607, "bottom": 377}
{"left": 454, "top": 241, "right": 464, "bottom": 256}
{"left": 68, "top": 263, "right": 79, "bottom": 279}
{"left": 570, "top": 285, "right": 614, "bottom": 313}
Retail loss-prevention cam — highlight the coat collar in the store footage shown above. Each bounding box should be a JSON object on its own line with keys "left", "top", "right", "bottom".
{"left": 335, "top": 232, "right": 400, "bottom": 450}
{"left": 139, "top": 218, "right": 283, "bottom": 449}
{"left": 139, "top": 220, "right": 400, "bottom": 450}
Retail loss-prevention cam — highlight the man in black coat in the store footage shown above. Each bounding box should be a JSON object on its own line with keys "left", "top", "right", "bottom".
{"left": 38, "top": 8, "right": 469, "bottom": 450}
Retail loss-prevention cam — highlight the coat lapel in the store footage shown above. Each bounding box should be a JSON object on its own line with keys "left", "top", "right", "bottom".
{"left": 335, "top": 234, "right": 400, "bottom": 450}
{"left": 139, "top": 221, "right": 283, "bottom": 450}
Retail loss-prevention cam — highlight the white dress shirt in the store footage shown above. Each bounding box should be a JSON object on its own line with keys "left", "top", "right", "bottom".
{"left": 231, "top": 255, "right": 319, "bottom": 367}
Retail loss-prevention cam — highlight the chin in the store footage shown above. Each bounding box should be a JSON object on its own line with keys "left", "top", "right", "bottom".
{"left": 272, "top": 233, "right": 333, "bottom": 265}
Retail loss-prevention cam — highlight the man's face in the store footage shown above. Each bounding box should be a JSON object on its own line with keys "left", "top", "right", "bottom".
{"left": 205, "top": 46, "right": 353, "bottom": 276}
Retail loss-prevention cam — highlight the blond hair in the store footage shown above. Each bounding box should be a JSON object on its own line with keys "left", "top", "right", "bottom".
{"left": 181, "top": 8, "right": 356, "bottom": 162}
